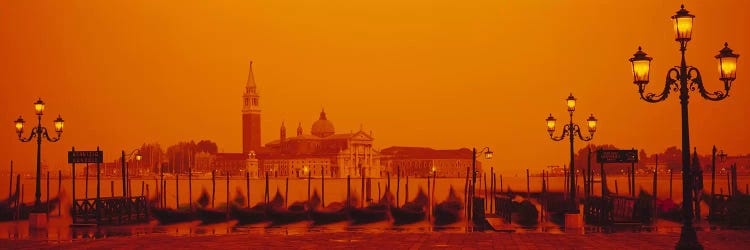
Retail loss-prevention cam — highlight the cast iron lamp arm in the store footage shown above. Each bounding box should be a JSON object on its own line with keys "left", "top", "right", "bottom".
{"left": 41, "top": 127, "right": 61, "bottom": 142}
{"left": 687, "top": 67, "right": 730, "bottom": 101}
{"left": 639, "top": 67, "right": 681, "bottom": 103}
{"left": 573, "top": 124, "right": 594, "bottom": 141}
{"left": 17, "top": 129, "right": 37, "bottom": 143}
{"left": 549, "top": 124, "right": 571, "bottom": 141}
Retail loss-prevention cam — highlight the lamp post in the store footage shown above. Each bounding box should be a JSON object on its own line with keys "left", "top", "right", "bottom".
{"left": 546, "top": 94, "right": 597, "bottom": 212}
{"left": 627, "top": 5, "right": 739, "bottom": 249}
{"left": 470, "top": 147, "right": 492, "bottom": 220}
{"left": 122, "top": 149, "right": 142, "bottom": 197}
{"left": 14, "top": 98, "right": 65, "bottom": 212}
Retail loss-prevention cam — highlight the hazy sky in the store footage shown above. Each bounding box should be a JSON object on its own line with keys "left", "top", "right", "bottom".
{"left": 1, "top": 0, "right": 748, "bottom": 175}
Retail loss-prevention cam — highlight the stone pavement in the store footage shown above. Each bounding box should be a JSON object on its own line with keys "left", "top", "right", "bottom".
{"left": 3, "top": 230, "right": 750, "bottom": 250}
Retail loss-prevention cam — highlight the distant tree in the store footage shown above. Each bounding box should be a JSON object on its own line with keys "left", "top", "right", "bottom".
{"left": 196, "top": 140, "right": 218, "bottom": 154}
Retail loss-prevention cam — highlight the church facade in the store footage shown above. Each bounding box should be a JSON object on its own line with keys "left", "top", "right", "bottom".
{"left": 201, "top": 61, "right": 480, "bottom": 179}
{"left": 239, "top": 62, "right": 380, "bottom": 178}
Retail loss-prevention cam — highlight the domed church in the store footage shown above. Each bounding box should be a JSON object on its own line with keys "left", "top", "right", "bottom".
{"left": 261, "top": 109, "right": 379, "bottom": 178}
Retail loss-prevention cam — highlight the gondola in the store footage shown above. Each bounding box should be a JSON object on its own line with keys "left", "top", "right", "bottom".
{"left": 151, "top": 207, "right": 196, "bottom": 224}
{"left": 231, "top": 203, "right": 267, "bottom": 225}
{"left": 196, "top": 207, "right": 229, "bottom": 224}
{"left": 391, "top": 188, "right": 427, "bottom": 225}
{"left": 433, "top": 186, "right": 463, "bottom": 225}
{"left": 308, "top": 190, "right": 348, "bottom": 225}
{"left": 266, "top": 190, "right": 308, "bottom": 225}
{"left": 349, "top": 189, "right": 393, "bottom": 225}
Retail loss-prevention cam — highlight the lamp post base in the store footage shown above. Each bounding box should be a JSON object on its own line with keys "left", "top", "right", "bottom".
{"left": 28, "top": 212, "right": 48, "bottom": 229}
{"left": 676, "top": 225, "right": 703, "bottom": 250}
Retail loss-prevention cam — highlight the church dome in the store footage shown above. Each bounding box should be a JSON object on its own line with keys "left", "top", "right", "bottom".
{"left": 311, "top": 110, "right": 335, "bottom": 137}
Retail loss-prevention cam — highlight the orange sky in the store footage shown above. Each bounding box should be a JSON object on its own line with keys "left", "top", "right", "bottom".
{"left": 1, "top": 0, "right": 748, "bottom": 175}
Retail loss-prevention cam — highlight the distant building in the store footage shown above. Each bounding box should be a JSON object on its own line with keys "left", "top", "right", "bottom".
{"left": 259, "top": 111, "right": 380, "bottom": 178}
{"left": 207, "top": 61, "right": 381, "bottom": 178}
{"left": 194, "top": 152, "right": 258, "bottom": 176}
{"left": 379, "top": 146, "right": 480, "bottom": 178}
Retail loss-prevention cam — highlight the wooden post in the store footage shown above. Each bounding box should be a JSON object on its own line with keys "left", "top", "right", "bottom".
{"left": 652, "top": 160, "right": 658, "bottom": 224}
{"left": 732, "top": 164, "right": 738, "bottom": 196}
{"left": 631, "top": 160, "right": 636, "bottom": 198}
{"left": 500, "top": 174, "right": 503, "bottom": 193}
{"left": 264, "top": 172, "right": 269, "bottom": 204}
{"left": 614, "top": 179, "right": 619, "bottom": 196}
{"left": 360, "top": 169, "right": 364, "bottom": 208}
{"left": 526, "top": 169, "right": 530, "bottom": 198}
{"left": 246, "top": 171, "right": 250, "bottom": 208}
{"left": 627, "top": 168, "right": 632, "bottom": 197}
{"left": 321, "top": 170, "right": 325, "bottom": 208}
{"left": 387, "top": 171, "right": 391, "bottom": 192}
{"left": 432, "top": 171, "right": 436, "bottom": 221}
{"left": 111, "top": 180, "right": 115, "bottom": 197}
{"left": 58, "top": 170, "right": 62, "bottom": 216}
{"left": 464, "top": 167, "right": 469, "bottom": 217}
{"left": 46, "top": 171, "right": 50, "bottom": 213}
{"left": 226, "top": 173, "right": 230, "bottom": 220}
{"left": 377, "top": 181, "right": 381, "bottom": 203}
{"left": 669, "top": 168, "right": 673, "bottom": 200}
{"left": 396, "top": 166, "right": 400, "bottom": 208}
{"left": 490, "top": 167, "right": 494, "bottom": 212}
{"left": 189, "top": 167, "right": 193, "bottom": 210}
{"left": 427, "top": 174, "right": 431, "bottom": 222}
{"left": 163, "top": 180, "right": 167, "bottom": 208}
{"left": 367, "top": 177, "right": 372, "bottom": 204}
{"left": 346, "top": 175, "right": 351, "bottom": 209}
{"left": 176, "top": 170, "right": 179, "bottom": 209}
{"left": 146, "top": 184, "right": 149, "bottom": 202}
{"left": 85, "top": 163, "right": 89, "bottom": 200}
{"left": 19, "top": 184, "right": 24, "bottom": 220}
{"left": 404, "top": 175, "right": 409, "bottom": 206}
{"left": 307, "top": 171, "right": 311, "bottom": 205}
{"left": 710, "top": 148, "right": 716, "bottom": 221}
{"left": 212, "top": 170, "right": 216, "bottom": 208}
{"left": 484, "top": 173, "right": 488, "bottom": 212}
{"left": 601, "top": 161, "right": 606, "bottom": 197}
{"left": 563, "top": 164, "right": 567, "bottom": 198}
{"left": 726, "top": 168, "right": 731, "bottom": 197}
{"left": 285, "top": 177, "right": 289, "bottom": 208}
{"left": 8, "top": 161, "right": 12, "bottom": 200}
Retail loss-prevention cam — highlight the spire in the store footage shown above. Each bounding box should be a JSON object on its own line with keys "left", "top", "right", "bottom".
{"left": 297, "top": 122, "right": 303, "bottom": 136}
{"left": 246, "top": 61, "right": 256, "bottom": 89}
{"left": 280, "top": 121, "right": 286, "bottom": 141}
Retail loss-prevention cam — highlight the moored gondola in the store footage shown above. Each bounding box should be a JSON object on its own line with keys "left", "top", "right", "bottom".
{"left": 391, "top": 188, "right": 427, "bottom": 225}
{"left": 433, "top": 186, "right": 463, "bottom": 225}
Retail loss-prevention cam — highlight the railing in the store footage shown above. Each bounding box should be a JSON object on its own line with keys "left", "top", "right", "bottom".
{"left": 73, "top": 196, "right": 149, "bottom": 225}
{"left": 494, "top": 195, "right": 513, "bottom": 222}
{"left": 585, "top": 195, "right": 645, "bottom": 226}
{"left": 709, "top": 194, "right": 731, "bottom": 222}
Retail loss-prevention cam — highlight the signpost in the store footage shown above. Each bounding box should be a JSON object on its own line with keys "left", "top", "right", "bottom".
{"left": 596, "top": 150, "right": 638, "bottom": 163}
{"left": 596, "top": 149, "right": 639, "bottom": 197}
{"left": 69, "top": 147, "right": 103, "bottom": 224}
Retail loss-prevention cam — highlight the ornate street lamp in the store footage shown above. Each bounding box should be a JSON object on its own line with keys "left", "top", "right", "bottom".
{"left": 122, "top": 149, "right": 142, "bottom": 197}
{"left": 470, "top": 147, "right": 492, "bottom": 221}
{"left": 627, "top": 5, "right": 739, "bottom": 249}
{"left": 546, "top": 93, "right": 596, "bottom": 212}
{"left": 15, "top": 98, "right": 64, "bottom": 213}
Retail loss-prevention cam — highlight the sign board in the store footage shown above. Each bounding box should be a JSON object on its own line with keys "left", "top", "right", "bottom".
{"left": 68, "top": 151, "right": 104, "bottom": 164}
{"left": 596, "top": 149, "right": 638, "bottom": 163}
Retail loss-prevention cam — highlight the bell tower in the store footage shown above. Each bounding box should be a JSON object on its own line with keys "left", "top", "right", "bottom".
{"left": 242, "top": 61, "right": 261, "bottom": 153}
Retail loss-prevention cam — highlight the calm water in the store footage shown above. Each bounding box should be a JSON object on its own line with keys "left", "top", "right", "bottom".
{"left": 1, "top": 174, "right": 747, "bottom": 241}
{"left": 2, "top": 174, "right": 747, "bottom": 207}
